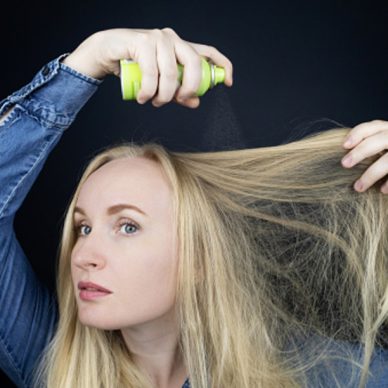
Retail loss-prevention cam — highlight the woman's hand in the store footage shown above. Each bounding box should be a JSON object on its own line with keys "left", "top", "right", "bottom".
{"left": 341, "top": 120, "right": 388, "bottom": 194}
{"left": 62, "top": 28, "right": 233, "bottom": 109}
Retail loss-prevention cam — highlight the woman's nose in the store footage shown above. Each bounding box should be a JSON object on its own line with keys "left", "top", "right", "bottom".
{"left": 71, "top": 233, "right": 106, "bottom": 271}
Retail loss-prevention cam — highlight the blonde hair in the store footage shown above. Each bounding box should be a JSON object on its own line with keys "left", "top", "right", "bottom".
{"left": 32, "top": 125, "right": 388, "bottom": 387}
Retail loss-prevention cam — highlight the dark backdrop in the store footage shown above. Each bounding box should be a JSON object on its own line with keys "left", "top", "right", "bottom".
{"left": 1, "top": 0, "right": 388, "bottom": 386}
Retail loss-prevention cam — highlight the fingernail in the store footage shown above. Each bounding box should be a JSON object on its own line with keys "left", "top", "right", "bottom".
{"left": 344, "top": 137, "right": 353, "bottom": 147}
{"left": 342, "top": 155, "right": 352, "bottom": 166}
{"left": 136, "top": 93, "right": 146, "bottom": 104}
{"left": 354, "top": 180, "right": 363, "bottom": 191}
{"left": 381, "top": 182, "right": 388, "bottom": 194}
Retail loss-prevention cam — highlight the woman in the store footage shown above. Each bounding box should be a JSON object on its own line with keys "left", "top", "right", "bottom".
{"left": 0, "top": 28, "right": 387, "bottom": 388}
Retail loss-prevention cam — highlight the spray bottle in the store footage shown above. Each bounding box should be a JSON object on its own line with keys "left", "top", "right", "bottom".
{"left": 120, "top": 57, "right": 225, "bottom": 100}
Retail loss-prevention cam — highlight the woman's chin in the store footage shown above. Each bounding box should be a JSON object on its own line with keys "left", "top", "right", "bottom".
{"left": 77, "top": 311, "right": 121, "bottom": 330}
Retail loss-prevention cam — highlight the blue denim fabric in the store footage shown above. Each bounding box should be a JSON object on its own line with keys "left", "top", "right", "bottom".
{"left": 295, "top": 336, "right": 388, "bottom": 387}
{"left": 0, "top": 53, "right": 102, "bottom": 388}
{"left": 0, "top": 54, "right": 387, "bottom": 388}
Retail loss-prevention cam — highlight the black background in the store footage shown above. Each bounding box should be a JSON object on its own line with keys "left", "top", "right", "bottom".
{"left": 1, "top": 0, "right": 388, "bottom": 386}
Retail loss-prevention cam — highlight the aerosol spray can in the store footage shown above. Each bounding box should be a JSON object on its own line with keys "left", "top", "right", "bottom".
{"left": 120, "top": 57, "right": 226, "bottom": 100}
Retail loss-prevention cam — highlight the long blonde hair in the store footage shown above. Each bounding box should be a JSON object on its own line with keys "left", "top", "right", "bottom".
{"left": 33, "top": 125, "right": 388, "bottom": 387}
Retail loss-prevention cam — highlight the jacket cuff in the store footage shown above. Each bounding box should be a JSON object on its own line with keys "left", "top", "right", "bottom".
{"left": 0, "top": 53, "right": 103, "bottom": 130}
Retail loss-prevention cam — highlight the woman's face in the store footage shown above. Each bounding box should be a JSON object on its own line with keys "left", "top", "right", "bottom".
{"left": 71, "top": 156, "right": 179, "bottom": 330}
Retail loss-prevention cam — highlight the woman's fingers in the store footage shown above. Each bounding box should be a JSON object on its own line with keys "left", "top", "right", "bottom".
{"left": 341, "top": 120, "right": 388, "bottom": 193}
{"left": 159, "top": 27, "right": 202, "bottom": 103}
{"left": 173, "top": 95, "right": 200, "bottom": 109}
{"left": 135, "top": 39, "right": 159, "bottom": 104}
{"left": 341, "top": 129, "right": 388, "bottom": 168}
{"left": 151, "top": 31, "right": 179, "bottom": 107}
{"left": 343, "top": 119, "right": 388, "bottom": 149}
{"left": 188, "top": 42, "right": 233, "bottom": 86}
{"left": 172, "top": 47, "right": 203, "bottom": 101}
{"left": 134, "top": 28, "right": 219, "bottom": 108}
{"left": 161, "top": 27, "right": 234, "bottom": 105}
{"left": 351, "top": 153, "right": 388, "bottom": 193}
{"left": 87, "top": 27, "right": 232, "bottom": 107}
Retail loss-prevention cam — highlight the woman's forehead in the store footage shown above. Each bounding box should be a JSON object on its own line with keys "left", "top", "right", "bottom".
{"left": 75, "top": 157, "right": 173, "bottom": 216}
{"left": 83, "top": 157, "right": 167, "bottom": 189}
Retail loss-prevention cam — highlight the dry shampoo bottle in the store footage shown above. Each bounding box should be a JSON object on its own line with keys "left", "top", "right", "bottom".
{"left": 120, "top": 57, "right": 225, "bottom": 100}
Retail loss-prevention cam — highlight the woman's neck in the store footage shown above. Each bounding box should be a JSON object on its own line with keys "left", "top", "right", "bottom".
{"left": 120, "top": 308, "right": 187, "bottom": 387}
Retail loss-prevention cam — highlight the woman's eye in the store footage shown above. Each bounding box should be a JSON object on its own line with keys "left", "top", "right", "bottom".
{"left": 119, "top": 222, "right": 138, "bottom": 235}
{"left": 76, "top": 224, "right": 91, "bottom": 236}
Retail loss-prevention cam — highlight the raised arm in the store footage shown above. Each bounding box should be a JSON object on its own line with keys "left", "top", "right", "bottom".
{"left": 0, "top": 53, "right": 102, "bottom": 387}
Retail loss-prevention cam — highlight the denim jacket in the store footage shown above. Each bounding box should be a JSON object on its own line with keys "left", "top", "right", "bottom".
{"left": 0, "top": 54, "right": 386, "bottom": 388}
{"left": 0, "top": 53, "right": 102, "bottom": 387}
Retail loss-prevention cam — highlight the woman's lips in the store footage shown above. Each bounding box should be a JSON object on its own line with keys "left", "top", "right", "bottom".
{"left": 78, "top": 281, "right": 113, "bottom": 301}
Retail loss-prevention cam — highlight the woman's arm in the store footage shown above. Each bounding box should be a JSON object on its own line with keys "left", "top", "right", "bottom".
{"left": 0, "top": 27, "right": 232, "bottom": 387}
{"left": 0, "top": 53, "right": 102, "bottom": 388}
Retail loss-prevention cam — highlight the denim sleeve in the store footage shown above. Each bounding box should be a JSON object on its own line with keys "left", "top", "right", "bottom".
{"left": 304, "top": 338, "right": 388, "bottom": 387}
{"left": 0, "top": 53, "right": 102, "bottom": 388}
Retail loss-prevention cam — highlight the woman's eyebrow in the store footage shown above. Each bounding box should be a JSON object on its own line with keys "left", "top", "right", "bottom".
{"left": 74, "top": 204, "right": 148, "bottom": 217}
